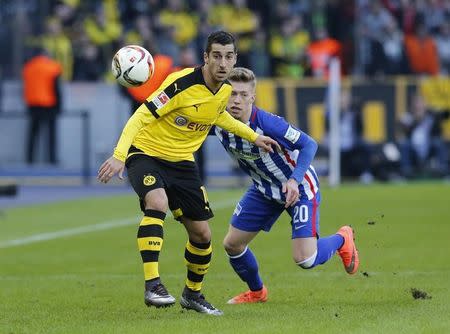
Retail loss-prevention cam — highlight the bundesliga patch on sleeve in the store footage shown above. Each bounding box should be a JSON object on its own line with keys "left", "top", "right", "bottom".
{"left": 284, "top": 125, "right": 301, "bottom": 143}
{"left": 151, "top": 91, "right": 170, "bottom": 109}
{"left": 233, "top": 202, "right": 242, "bottom": 216}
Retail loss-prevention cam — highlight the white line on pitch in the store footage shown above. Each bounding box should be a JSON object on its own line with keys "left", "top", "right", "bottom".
{"left": 0, "top": 197, "right": 238, "bottom": 249}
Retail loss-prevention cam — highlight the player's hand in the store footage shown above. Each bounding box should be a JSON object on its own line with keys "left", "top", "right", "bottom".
{"left": 254, "top": 135, "right": 281, "bottom": 153}
{"left": 282, "top": 178, "right": 299, "bottom": 208}
{"left": 97, "top": 156, "right": 125, "bottom": 183}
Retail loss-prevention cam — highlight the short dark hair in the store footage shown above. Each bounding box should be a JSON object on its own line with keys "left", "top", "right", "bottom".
{"left": 205, "top": 31, "right": 236, "bottom": 54}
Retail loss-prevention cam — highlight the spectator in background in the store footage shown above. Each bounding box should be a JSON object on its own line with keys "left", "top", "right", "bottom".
{"left": 157, "top": 0, "right": 198, "bottom": 48}
{"left": 358, "top": 0, "right": 393, "bottom": 75}
{"left": 326, "top": 90, "right": 374, "bottom": 183}
{"left": 444, "top": 0, "right": 450, "bottom": 18}
{"left": 306, "top": 27, "right": 341, "bottom": 79}
{"left": 207, "top": 0, "right": 258, "bottom": 68}
{"left": 419, "top": 0, "right": 446, "bottom": 35}
{"left": 123, "top": 15, "right": 156, "bottom": 50}
{"left": 193, "top": 0, "right": 216, "bottom": 61}
{"left": 22, "top": 48, "right": 63, "bottom": 165}
{"left": 404, "top": 22, "right": 439, "bottom": 76}
{"left": 5, "top": 0, "right": 450, "bottom": 82}
{"left": 249, "top": 29, "right": 270, "bottom": 77}
{"left": 339, "top": 90, "right": 374, "bottom": 183}
{"left": 222, "top": 0, "right": 259, "bottom": 68}
{"left": 435, "top": 22, "right": 450, "bottom": 75}
{"left": 382, "top": 0, "right": 418, "bottom": 35}
{"left": 53, "top": 1, "right": 79, "bottom": 30}
{"left": 41, "top": 17, "right": 73, "bottom": 80}
{"left": 270, "top": 14, "right": 309, "bottom": 78}
{"left": 270, "top": 1, "right": 291, "bottom": 28}
{"left": 154, "top": 26, "right": 180, "bottom": 64}
{"left": 83, "top": 2, "right": 122, "bottom": 75}
{"left": 361, "top": 0, "right": 393, "bottom": 41}
{"left": 118, "top": 0, "right": 162, "bottom": 30}
{"left": 208, "top": 0, "right": 234, "bottom": 28}
{"left": 380, "top": 18, "right": 410, "bottom": 75}
{"left": 367, "top": 17, "right": 410, "bottom": 75}
{"left": 309, "top": 0, "right": 327, "bottom": 34}
{"left": 398, "top": 94, "right": 449, "bottom": 178}
{"left": 72, "top": 38, "right": 104, "bottom": 81}
{"left": 172, "top": 45, "right": 199, "bottom": 71}
{"left": 325, "top": 0, "right": 356, "bottom": 74}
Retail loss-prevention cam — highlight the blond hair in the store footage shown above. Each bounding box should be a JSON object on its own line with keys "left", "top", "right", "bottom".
{"left": 228, "top": 67, "right": 256, "bottom": 88}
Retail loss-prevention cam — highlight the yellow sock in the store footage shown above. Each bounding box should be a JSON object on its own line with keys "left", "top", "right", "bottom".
{"left": 137, "top": 210, "right": 165, "bottom": 283}
{"left": 184, "top": 240, "right": 212, "bottom": 291}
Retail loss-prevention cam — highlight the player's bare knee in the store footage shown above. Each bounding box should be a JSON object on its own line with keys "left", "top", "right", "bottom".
{"left": 294, "top": 250, "right": 317, "bottom": 269}
{"left": 197, "top": 229, "right": 211, "bottom": 243}
{"left": 187, "top": 222, "right": 211, "bottom": 243}
{"left": 292, "top": 238, "right": 317, "bottom": 268}
{"left": 222, "top": 234, "right": 232, "bottom": 251}
{"left": 223, "top": 237, "right": 245, "bottom": 255}
{"left": 144, "top": 189, "right": 168, "bottom": 212}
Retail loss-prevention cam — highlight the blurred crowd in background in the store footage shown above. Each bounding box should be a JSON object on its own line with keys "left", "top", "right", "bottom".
{"left": 0, "top": 0, "right": 449, "bottom": 183}
{"left": 1, "top": 0, "right": 450, "bottom": 81}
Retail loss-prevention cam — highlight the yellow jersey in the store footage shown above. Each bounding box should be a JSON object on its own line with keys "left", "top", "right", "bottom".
{"left": 113, "top": 67, "right": 259, "bottom": 162}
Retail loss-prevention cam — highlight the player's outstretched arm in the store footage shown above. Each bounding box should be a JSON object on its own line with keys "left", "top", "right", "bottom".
{"left": 215, "top": 110, "right": 282, "bottom": 152}
{"left": 254, "top": 135, "right": 281, "bottom": 153}
{"left": 97, "top": 156, "right": 125, "bottom": 183}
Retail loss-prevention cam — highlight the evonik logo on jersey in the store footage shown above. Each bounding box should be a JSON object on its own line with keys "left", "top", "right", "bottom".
{"left": 174, "top": 116, "right": 212, "bottom": 132}
{"left": 186, "top": 122, "right": 212, "bottom": 132}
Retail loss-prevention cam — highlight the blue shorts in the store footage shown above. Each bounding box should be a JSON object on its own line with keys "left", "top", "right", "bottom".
{"left": 231, "top": 186, "right": 320, "bottom": 238}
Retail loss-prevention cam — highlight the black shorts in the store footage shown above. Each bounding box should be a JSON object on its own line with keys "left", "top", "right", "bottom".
{"left": 126, "top": 153, "right": 213, "bottom": 221}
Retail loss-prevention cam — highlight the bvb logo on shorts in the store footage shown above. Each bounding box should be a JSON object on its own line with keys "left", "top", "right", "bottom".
{"left": 143, "top": 175, "right": 156, "bottom": 186}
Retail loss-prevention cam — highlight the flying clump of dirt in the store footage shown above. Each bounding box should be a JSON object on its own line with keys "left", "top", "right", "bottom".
{"left": 410, "top": 288, "right": 432, "bottom": 300}
{"left": 368, "top": 214, "right": 384, "bottom": 225}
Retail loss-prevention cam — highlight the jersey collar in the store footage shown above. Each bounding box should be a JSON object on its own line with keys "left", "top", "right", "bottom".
{"left": 198, "top": 66, "right": 229, "bottom": 95}
{"left": 247, "top": 105, "right": 258, "bottom": 128}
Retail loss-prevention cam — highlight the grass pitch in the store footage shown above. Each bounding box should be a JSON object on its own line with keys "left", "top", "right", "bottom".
{"left": 1, "top": 182, "right": 449, "bottom": 333}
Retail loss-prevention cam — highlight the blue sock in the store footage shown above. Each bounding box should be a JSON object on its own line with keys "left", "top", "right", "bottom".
{"left": 312, "top": 234, "right": 344, "bottom": 267}
{"left": 228, "top": 247, "right": 263, "bottom": 291}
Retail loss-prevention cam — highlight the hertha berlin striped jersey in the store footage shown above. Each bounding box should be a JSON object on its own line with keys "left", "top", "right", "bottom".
{"left": 215, "top": 106, "right": 319, "bottom": 203}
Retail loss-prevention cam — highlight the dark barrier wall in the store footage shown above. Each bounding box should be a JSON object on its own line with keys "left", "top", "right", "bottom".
{"left": 255, "top": 77, "right": 450, "bottom": 144}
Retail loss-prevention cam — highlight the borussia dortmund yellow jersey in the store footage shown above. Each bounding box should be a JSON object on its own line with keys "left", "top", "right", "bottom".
{"left": 113, "top": 67, "right": 259, "bottom": 162}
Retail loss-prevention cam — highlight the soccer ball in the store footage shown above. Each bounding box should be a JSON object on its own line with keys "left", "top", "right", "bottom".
{"left": 111, "top": 45, "right": 154, "bottom": 87}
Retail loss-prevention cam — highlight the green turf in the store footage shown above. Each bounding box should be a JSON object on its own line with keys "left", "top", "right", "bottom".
{"left": 1, "top": 183, "right": 449, "bottom": 333}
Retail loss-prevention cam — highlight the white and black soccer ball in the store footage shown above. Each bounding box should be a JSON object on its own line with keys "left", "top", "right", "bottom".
{"left": 111, "top": 45, "right": 154, "bottom": 87}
